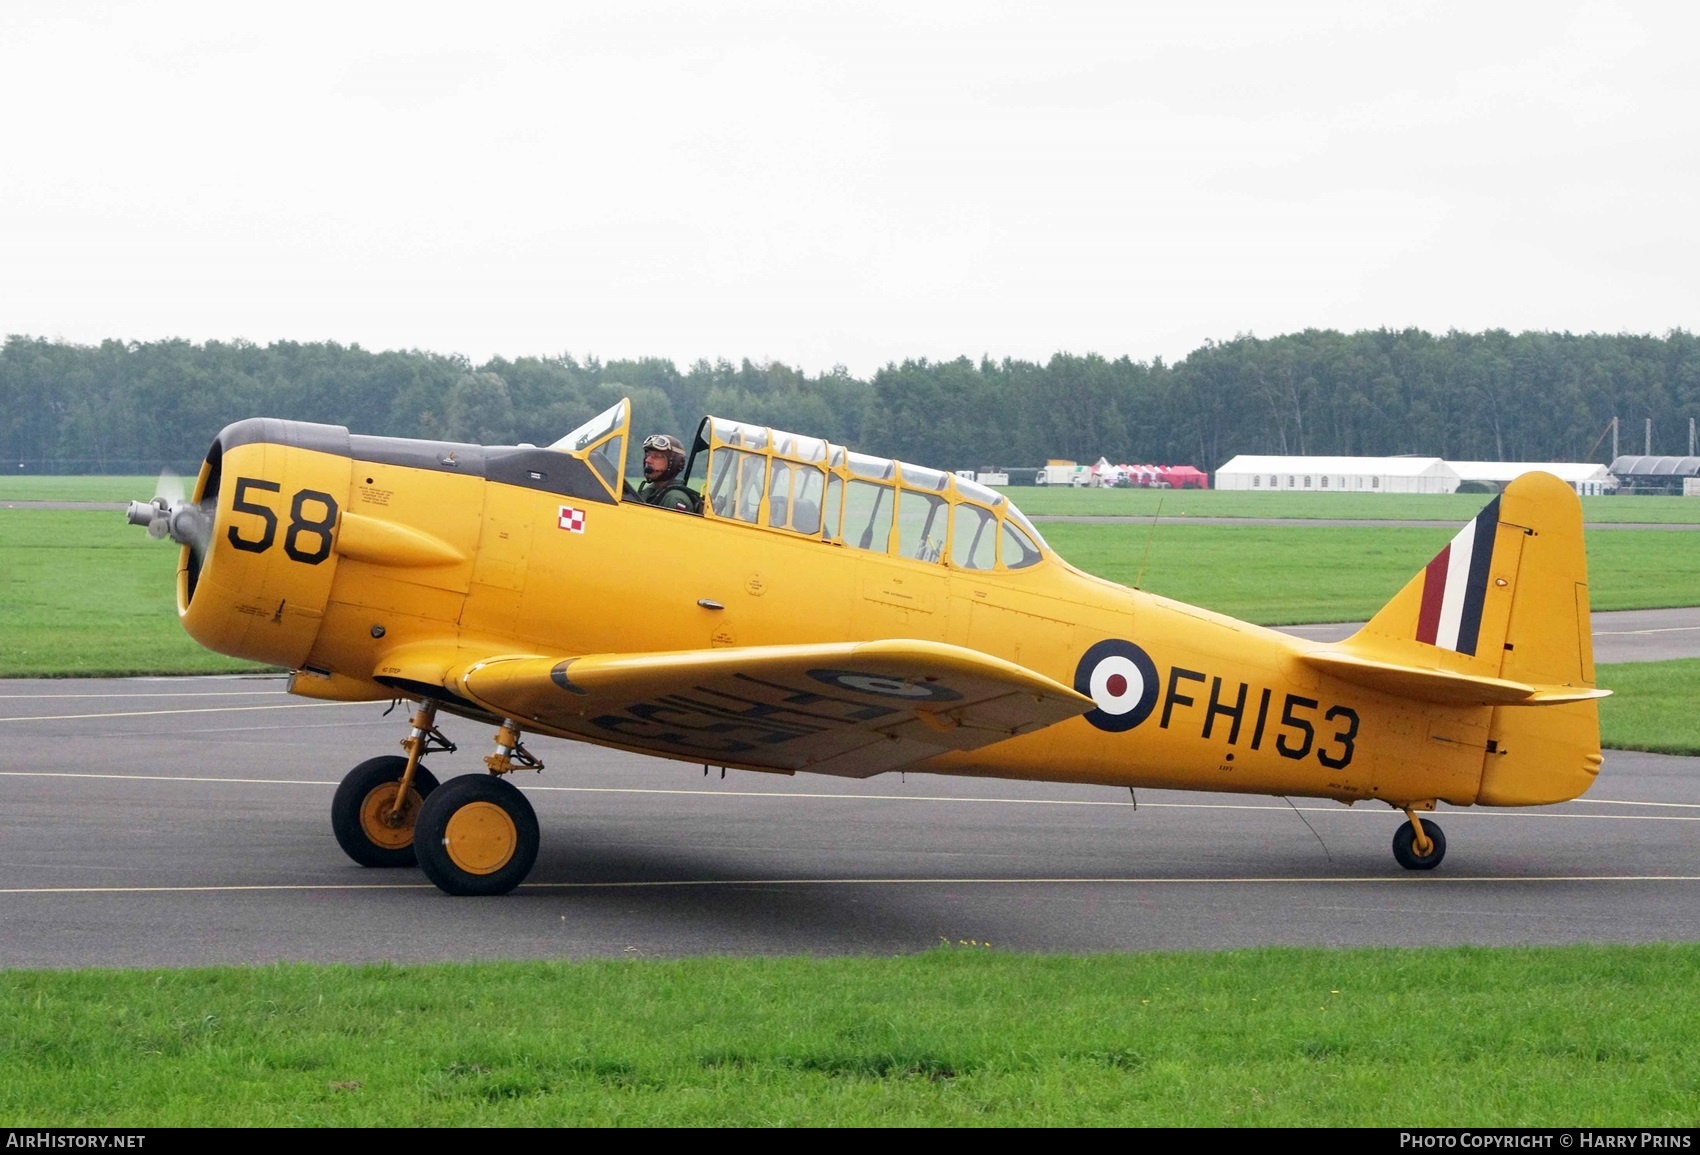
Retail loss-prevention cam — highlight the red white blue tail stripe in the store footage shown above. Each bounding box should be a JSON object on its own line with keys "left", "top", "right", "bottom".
{"left": 1415, "top": 497, "right": 1500, "bottom": 656}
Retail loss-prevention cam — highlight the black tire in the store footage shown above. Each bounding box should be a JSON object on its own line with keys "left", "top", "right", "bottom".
{"left": 414, "top": 774, "right": 540, "bottom": 897}
{"left": 331, "top": 755, "right": 440, "bottom": 868}
{"left": 1392, "top": 818, "right": 1446, "bottom": 871}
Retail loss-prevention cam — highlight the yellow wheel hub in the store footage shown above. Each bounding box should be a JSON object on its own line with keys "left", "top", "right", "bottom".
{"left": 358, "top": 784, "right": 423, "bottom": 851}
{"left": 442, "top": 801, "right": 518, "bottom": 875}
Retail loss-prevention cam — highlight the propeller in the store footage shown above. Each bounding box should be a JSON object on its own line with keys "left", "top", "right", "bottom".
{"left": 155, "top": 466, "right": 184, "bottom": 507}
{"left": 126, "top": 468, "right": 213, "bottom": 560}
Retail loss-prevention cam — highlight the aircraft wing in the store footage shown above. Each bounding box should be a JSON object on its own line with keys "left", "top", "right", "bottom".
{"left": 438, "top": 639, "right": 1094, "bottom": 778}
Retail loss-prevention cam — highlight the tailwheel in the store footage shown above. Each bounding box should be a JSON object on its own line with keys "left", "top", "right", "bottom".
{"left": 1392, "top": 816, "right": 1447, "bottom": 871}
{"left": 414, "top": 774, "right": 540, "bottom": 896}
{"left": 331, "top": 755, "right": 442, "bottom": 867}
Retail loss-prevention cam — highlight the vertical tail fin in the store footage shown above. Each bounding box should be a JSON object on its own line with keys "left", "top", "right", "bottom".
{"left": 1340, "top": 472, "right": 1604, "bottom": 804}
{"left": 1351, "top": 472, "right": 1596, "bottom": 689}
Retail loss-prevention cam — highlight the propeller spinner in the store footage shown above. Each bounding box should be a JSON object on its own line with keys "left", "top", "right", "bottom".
{"left": 126, "top": 468, "right": 212, "bottom": 556}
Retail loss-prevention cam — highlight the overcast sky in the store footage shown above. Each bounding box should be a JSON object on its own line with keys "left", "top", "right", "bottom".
{"left": 2, "top": 1, "right": 1694, "bottom": 376}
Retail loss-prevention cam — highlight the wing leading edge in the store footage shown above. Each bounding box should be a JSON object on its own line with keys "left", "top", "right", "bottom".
{"left": 429, "top": 639, "right": 1092, "bottom": 778}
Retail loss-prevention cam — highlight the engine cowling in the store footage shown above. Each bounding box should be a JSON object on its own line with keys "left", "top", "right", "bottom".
{"left": 178, "top": 419, "right": 353, "bottom": 670}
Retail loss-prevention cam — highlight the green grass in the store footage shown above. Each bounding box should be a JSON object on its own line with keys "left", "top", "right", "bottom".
{"left": 2, "top": 511, "right": 1694, "bottom": 674}
{"left": 0, "top": 510, "right": 266, "bottom": 676}
{"left": 8, "top": 475, "right": 1698, "bottom": 523}
{"left": 0, "top": 475, "right": 156, "bottom": 502}
{"left": 3, "top": 946, "right": 1698, "bottom": 1126}
{"left": 1044, "top": 522, "right": 1700, "bottom": 623}
{"left": 2, "top": 501, "right": 1696, "bottom": 1127}
{"left": 3, "top": 510, "right": 1696, "bottom": 752}
{"left": 1013, "top": 486, "right": 1700, "bottom": 523}
{"left": 1597, "top": 658, "right": 1700, "bottom": 755}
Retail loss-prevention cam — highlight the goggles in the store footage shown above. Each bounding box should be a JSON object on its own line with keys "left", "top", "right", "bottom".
{"left": 643, "top": 435, "right": 682, "bottom": 453}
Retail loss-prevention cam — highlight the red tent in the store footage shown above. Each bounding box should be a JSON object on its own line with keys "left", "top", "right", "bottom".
{"left": 1155, "top": 465, "right": 1209, "bottom": 490}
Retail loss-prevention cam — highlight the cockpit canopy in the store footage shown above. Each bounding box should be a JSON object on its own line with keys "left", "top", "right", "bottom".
{"left": 548, "top": 399, "right": 1047, "bottom": 571}
{"left": 692, "top": 415, "right": 1047, "bottom": 571}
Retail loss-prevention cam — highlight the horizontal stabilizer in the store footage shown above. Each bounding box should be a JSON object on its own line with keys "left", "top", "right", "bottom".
{"left": 1300, "top": 650, "right": 1611, "bottom": 707}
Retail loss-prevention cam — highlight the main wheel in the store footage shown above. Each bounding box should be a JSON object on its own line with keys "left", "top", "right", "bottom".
{"left": 332, "top": 755, "right": 441, "bottom": 867}
{"left": 1392, "top": 818, "right": 1446, "bottom": 871}
{"left": 414, "top": 774, "right": 540, "bottom": 896}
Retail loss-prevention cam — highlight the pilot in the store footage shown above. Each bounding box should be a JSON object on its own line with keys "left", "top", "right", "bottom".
{"left": 635, "top": 433, "right": 701, "bottom": 513}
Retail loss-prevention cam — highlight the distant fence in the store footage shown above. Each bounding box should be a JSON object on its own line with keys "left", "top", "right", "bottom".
{"left": 9, "top": 459, "right": 203, "bottom": 476}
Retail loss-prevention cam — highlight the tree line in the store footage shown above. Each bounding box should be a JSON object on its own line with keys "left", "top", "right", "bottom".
{"left": 2, "top": 328, "right": 1696, "bottom": 475}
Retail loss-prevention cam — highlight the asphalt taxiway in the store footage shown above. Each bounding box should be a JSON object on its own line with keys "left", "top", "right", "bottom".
{"left": 1279, "top": 606, "right": 1700, "bottom": 662}
{"left": 2, "top": 609, "right": 1695, "bottom": 969}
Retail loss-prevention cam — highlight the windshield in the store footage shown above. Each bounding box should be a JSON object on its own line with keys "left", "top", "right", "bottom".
{"left": 547, "top": 399, "right": 630, "bottom": 498}
{"left": 549, "top": 400, "right": 626, "bottom": 453}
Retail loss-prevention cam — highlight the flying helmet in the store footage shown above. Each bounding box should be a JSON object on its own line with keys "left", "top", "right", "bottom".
{"left": 641, "top": 433, "right": 687, "bottom": 479}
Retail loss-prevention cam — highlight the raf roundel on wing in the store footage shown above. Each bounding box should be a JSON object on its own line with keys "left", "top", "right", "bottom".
{"left": 807, "top": 669, "right": 964, "bottom": 702}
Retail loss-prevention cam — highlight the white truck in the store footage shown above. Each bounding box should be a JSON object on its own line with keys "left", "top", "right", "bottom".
{"left": 1033, "top": 461, "right": 1088, "bottom": 487}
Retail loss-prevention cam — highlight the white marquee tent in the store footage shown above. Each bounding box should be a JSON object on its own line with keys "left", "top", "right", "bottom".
{"left": 1215, "top": 455, "right": 1454, "bottom": 494}
{"left": 1215, "top": 455, "right": 1613, "bottom": 496}
{"left": 1449, "top": 461, "right": 1615, "bottom": 496}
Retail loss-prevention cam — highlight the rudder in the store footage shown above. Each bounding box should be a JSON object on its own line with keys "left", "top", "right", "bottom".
{"left": 1480, "top": 472, "right": 1603, "bottom": 804}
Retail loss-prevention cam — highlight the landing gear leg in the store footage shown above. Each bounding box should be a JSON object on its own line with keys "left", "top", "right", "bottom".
{"left": 1392, "top": 806, "right": 1446, "bottom": 871}
{"left": 330, "top": 701, "right": 455, "bottom": 867}
{"left": 482, "top": 717, "right": 544, "bottom": 776}
{"left": 415, "top": 718, "right": 542, "bottom": 896}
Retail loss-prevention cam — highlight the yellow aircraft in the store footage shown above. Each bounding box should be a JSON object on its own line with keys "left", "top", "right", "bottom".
{"left": 127, "top": 399, "right": 1608, "bottom": 895}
